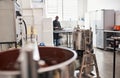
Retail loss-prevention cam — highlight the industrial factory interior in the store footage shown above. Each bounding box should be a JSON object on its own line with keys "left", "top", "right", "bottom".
{"left": 1, "top": 0, "right": 120, "bottom": 78}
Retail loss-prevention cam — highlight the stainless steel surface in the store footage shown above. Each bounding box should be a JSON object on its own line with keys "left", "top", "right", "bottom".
{"left": 0, "top": 47, "right": 77, "bottom": 78}
{"left": 73, "top": 28, "right": 85, "bottom": 50}
{"left": 20, "top": 49, "right": 38, "bottom": 78}
{"left": 96, "top": 10, "right": 115, "bottom": 49}
{"left": 73, "top": 28, "right": 93, "bottom": 51}
{"left": 38, "top": 46, "right": 77, "bottom": 78}
{"left": 96, "top": 10, "right": 114, "bottom": 30}
{"left": 96, "top": 29, "right": 104, "bottom": 49}
{"left": 53, "top": 29, "right": 73, "bottom": 47}
{"left": 85, "top": 10, "right": 114, "bottom": 48}
{"left": 39, "top": 62, "right": 75, "bottom": 78}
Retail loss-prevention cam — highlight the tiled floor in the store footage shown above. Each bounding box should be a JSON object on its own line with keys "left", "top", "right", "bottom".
{"left": 93, "top": 48, "right": 120, "bottom": 78}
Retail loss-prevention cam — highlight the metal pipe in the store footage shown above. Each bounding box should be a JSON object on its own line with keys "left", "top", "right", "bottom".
{"left": 20, "top": 43, "right": 39, "bottom": 78}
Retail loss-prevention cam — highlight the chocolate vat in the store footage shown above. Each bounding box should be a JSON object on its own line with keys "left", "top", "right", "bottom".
{"left": 38, "top": 47, "right": 77, "bottom": 78}
{"left": 0, "top": 47, "right": 77, "bottom": 78}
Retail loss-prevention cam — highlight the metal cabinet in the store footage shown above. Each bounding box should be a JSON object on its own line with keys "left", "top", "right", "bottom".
{"left": 96, "top": 30, "right": 104, "bottom": 49}
{"left": 0, "top": 0, "right": 16, "bottom": 51}
{"left": 0, "top": 0, "right": 16, "bottom": 42}
{"left": 95, "top": 10, "right": 115, "bottom": 49}
{"left": 104, "top": 30, "right": 120, "bottom": 50}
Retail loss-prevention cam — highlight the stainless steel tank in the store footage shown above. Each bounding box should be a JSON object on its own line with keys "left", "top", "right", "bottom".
{"left": 38, "top": 46, "right": 77, "bottom": 78}
{"left": 0, "top": 46, "right": 77, "bottom": 78}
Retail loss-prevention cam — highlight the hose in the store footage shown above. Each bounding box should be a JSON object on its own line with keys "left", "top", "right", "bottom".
{"left": 22, "top": 19, "right": 27, "bottom": 40}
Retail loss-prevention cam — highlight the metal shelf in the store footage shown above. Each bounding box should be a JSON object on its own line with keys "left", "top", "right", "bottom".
{"left": 104, "top": 30, "right": 120, "bottom": 33}
{"left": 106, "top": 47, "right": 114, "bottom": 50}
{"left": 106, "top": 46, "right": 120, "bottom": 51}
{"left": 116, "top": 48, "right": 120, "bottom": 51}
{"left": 106, "top": 38, "right": 114, "bottom": 41}
{"left": 104, "top": 30, "right": 120, "bottom": 50}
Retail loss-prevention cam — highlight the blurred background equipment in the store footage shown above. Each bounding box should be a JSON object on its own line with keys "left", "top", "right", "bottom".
{"left": 0, "top": 0, "right": 17, "bottom": 51}
{"left": 73, "top": 26, "right": 100, "bottom": 78}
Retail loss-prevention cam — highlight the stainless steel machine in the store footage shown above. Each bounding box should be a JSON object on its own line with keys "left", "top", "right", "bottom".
{"left": 0, "top": 46, "right": 77, "bottom": 78}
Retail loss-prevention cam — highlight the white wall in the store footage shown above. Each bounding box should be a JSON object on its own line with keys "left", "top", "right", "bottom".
{"left": 87, "top": 0, "right": 120, "bottom": 11}
{"left": 78, "top": 0, "right": 87, "bottom": 18}
{"left": 17, "top": 0, "right": 54, "bottom": 46}
{"left": 18, "top": 0, "right": 32, "bottom": 8}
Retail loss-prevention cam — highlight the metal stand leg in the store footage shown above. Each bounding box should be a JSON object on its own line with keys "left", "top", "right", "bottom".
{"left": 78, "top": 52, "right": 100, "bottom": 78}
{"left": 113, "top": 39, "right": 116, "bottom": 78}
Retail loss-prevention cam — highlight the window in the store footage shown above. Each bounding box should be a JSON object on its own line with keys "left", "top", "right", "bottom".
{"left": 32, "top": 0, "right": 44, "bottom": 3}
{"left": 46, "top": 0, "right": 78, "bottom": 21}
{"left": 32, "top": 0, "right": 45, "bottom": 8}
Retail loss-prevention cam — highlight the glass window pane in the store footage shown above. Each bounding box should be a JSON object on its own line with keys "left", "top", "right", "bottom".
{"left": 46, "top": 0, "right": 78, "bottom": 21}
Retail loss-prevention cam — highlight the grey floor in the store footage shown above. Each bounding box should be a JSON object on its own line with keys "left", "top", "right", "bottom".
{"left": 94, "top": 48, "right": 120, "bottom": 78}
{"left": 74, "top": 48, "right": 120, "bottom": 78}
